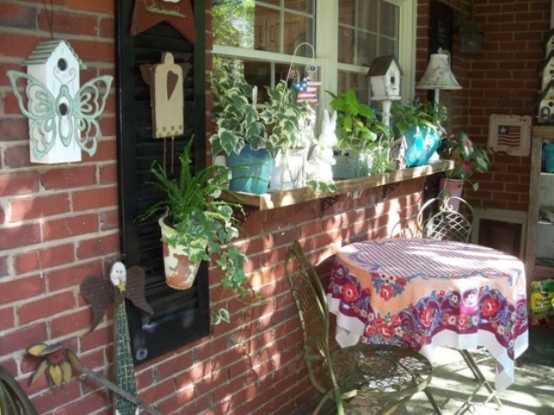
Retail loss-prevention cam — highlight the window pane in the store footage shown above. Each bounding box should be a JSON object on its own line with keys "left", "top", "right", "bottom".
{"left": 338, "top": 72, "right": 369, "bottom": 103}
{"left": 357, "top": 32, "right": 377, "bottom": 66}
{"left": 214, "top": 1, "right": 314, "bottom": 55}
{"left": 339, "top": 0, "right": 355, "bottom": 26}
{"left": 340, "top": 0, "right": 395, "bottom": 65}
{"left": 284, "top": 11, "right": 314, "bottom": 55}
{"left": 254, "top": 4, "right": 280, "bottom": 52}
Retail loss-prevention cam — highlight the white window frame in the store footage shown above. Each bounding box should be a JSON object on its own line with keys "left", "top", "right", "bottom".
{"left": 212, "top": 0, "right": 416, "bottom": 111}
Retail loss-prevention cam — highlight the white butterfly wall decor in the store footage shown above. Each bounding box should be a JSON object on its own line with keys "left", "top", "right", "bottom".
{"left": 6, "top": 40, "right": 113, "bottom": 164}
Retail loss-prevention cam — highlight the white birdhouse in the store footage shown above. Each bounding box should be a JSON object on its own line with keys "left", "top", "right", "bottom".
{"left": 540, "top": 51, "right": 554, "bottom": 92}
{"left": 537, "top": 79, "right": 554, "bottom": 124}
{"left": 7, "top": 40, "right": 112, "bottom": 164}
{"left": 367, "top": 55, "right": 403, "bottom": 101}
{"left": 545, "top": 29, "right": 554, "bottom": 58}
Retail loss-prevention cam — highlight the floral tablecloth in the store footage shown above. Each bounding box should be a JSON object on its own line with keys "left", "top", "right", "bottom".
{"left": 327, "top": 238, "right": 528, "bottom": 391}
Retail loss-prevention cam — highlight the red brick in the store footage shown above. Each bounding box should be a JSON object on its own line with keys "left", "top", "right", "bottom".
{"left": 0, "top": 307, "right": 15, "bottom": 330}
{"left": 18, "top": 291, "right": 77, "bottom": 324}
{"left": 42, "top": 213, "right": 99, "bottom": 241}
{"left": 37, "top": 10, "right": 99, "bottom": 36}
{"left": 50, "top": 308, "right": 91, "bottom": 337}
{"left": 40, "top": 166, "right": 97, "bottom": 190}
{"left": 0, "top": 117, "right": 28, "bottom": 141}
{"left": 0, "top": 274, "right": 45, "bottom": 306}
{"left": 47, "top": 261, "right": 104, "bottom": 292}
{"left": 72, "top": 186, "right": 118, "bottom": 211}
{"left": 0, "top": 172, "right": 39, "bottom": 196}
{"left": 0, "top": 223, "right": 41, "bottom": 250}
{"left": 67, "top": 0, "right": 114, "bottom": 14}
{"left": 0, "top": 322, "right": 47, "bottom": 355}
{"left": 76, "top": 233, "right": 119, "bottom": 259}
{"left": 4, "top": 146, "right": 30, "bottom": 169}
{"left": 9, "top": 193, "right": 71, "bottom": 221}
{"left": 14, "top": 243, "right": 75, "bottom": 273}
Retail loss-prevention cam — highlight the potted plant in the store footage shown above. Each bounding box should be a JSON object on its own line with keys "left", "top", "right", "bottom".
{"left": 440, "top": 130, "right": 491, "bottom": 194}
{"left": 329, "top": 89, "right": 392, "bottom": 178}
{"left": 391, "top": 100, "right": 448, "bottom": 167}
{"left": 260, "top": 80, "right": 315, "bottom": 191}
{"left": 209, "top": 63, "right": 315, "bottom": 193}
{"left": 138, "top": 140, "right": 250, "bottom": 324}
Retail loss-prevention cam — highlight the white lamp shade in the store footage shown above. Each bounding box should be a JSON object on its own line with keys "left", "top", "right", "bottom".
{"left": 417, "top": 53, "right": 462, "bottom": 90}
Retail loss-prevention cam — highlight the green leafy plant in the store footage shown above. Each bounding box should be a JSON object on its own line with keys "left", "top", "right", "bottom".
{"left": 391, "top": 100, "right": 448, "bottom": 137}
{"left": 329, "top": 89, "right": 391, "bottom": 153}
{"left": 441, "top": 131, "right": 491, "bottom": 191}
{"left": 138, "top": 140, "right": 252, "bottom": 323}
{"left": 209, "top": 62, "right": 314, "bottom": 158}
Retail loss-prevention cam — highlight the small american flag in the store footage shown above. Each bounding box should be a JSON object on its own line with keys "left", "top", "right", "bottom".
{"left": 496, "top": 125, "right": 521, "bottom": 148}
{"left": 296, "top": 77, "right": 321, "bottom": 104}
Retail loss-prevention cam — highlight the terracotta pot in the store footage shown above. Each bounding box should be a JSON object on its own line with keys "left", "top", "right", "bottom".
{"left": 158, "top": 216, "right": 202, "bottom": 290}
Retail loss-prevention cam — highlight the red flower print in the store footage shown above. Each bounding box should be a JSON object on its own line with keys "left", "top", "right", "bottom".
{"left": 380, "top": 284, "right": 393, "bottom": 301}
{"left": 420, "top": 306, "right": 434, "bottom": 328}
{"left": 396, "top": 277, "right": 407, "bottom": 287}
{"left": 379, "top": 324, "right": 395, "bottom": 339}
{"left": 458, "top": 315, "right": 468, "bottom": 330}
{"left": 481, "top": 297, "right": 499, "bottom": 317}
{"left": 342, "top": 283, "right": 360, "bottom": 302}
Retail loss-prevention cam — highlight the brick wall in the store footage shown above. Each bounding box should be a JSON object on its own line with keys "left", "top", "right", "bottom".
{"left": 0, "top": 1, "right": 549, "bottom": 414}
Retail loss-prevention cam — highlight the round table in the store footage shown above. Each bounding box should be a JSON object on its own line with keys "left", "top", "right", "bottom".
{"left": 327, "top": 238, "right": 528, "bottom": 392}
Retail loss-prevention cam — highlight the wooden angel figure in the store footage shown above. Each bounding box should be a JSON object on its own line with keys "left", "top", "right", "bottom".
{"left": 80, "top": 262, "right": 153, "bottom": 415}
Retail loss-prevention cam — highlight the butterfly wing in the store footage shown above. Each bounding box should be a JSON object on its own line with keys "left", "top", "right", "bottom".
{"left": 80, "top": 275, "right": 115, "bottom": 331}
{"left": 6, "top": 70, "right": 59, "bottom": 160}
{"left": 74, "top": 75, "right": 113, "bottom": 156}
{"left": 124, "top": 266, "right": 153, "bottom": 315}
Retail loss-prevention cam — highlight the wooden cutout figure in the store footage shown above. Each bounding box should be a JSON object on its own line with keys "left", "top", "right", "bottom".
{"left": 130, "top": 0, "right": 196, "bottom": 42}
{"left": 80, "top": 263, "right": 153, "bottom": 415}
{"left": 141, "top": 52, "right": 191, "bottom": 139}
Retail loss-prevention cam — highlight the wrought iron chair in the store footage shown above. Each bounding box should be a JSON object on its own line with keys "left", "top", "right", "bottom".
{"left": 417, "top": 196, "right": 474, "bottom": 242}
{"left": 0, "top": 365, "right": 37, "bottom": 415}
{"left": 286, "top": 241, "right": 440, "bottom": 415}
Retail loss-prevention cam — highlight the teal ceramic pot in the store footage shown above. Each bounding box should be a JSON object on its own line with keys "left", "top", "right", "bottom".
{"left": 226, "top": 144, "right": 274, "bottom": 194}
{"left": 544, "top": 143, "right": 554, "bottom": 173}
{"left": 404, "top": 126, "right": 440, "bottom": 167}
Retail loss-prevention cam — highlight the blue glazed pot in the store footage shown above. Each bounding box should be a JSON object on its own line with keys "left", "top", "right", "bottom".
{"left": 544, "top": 143, "right": 554, "bottom": 173}
{"left": 227, "top": 144, "right": 273, "bottom": 194}
{"left": 404, "top": 126, "right": 440, "bottom": 167}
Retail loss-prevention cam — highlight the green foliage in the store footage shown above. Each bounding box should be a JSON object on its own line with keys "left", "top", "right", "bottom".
{"left": 210, "top": 62, "right": 315, "bottom": 157}
{"left": 391, "top": 100, "right": 448, "bottom": 136}
{"left": 138, "top": 140, "right": 251, "bottom": 323}
{"left": 441, "top": 131, "right": 491, "bottom": 190}
{"left": 328, "top": 89, "right": 391, "bottom": 153}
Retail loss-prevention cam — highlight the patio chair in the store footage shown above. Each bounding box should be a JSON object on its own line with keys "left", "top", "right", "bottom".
{"left": 286, "top": 241, "right": 440, "bottom": 415}
{"left": 417, "top": 196, "right": 474, "bottom": 242}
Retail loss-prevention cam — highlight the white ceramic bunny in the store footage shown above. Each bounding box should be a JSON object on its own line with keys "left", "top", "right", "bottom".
{"left": 307, "top": 110, "right": 337, "bottom": 183}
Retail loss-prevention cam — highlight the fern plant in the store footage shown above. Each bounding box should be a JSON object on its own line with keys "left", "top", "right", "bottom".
{"left": 138, "top": 140, "right": 250, "bottom": 323}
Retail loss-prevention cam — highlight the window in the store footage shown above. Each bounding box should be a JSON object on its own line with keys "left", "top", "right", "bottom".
{"left": 212, "top": 0, "right": 415, "bottom": 108}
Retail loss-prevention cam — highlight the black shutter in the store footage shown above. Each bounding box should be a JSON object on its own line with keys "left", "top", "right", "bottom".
{"left": 115, "top": 0, "right": 209, "bottom": 364}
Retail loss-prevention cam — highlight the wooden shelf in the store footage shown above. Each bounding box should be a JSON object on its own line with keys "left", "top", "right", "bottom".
{"left": 222, "top": 160, "right": 454, "bottom": 210}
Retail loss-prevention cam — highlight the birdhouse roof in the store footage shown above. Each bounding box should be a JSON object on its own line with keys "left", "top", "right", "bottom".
{"left": 23, "top": 40, "right": 87, "bottom": 70}
{"left": 544, "top": 28, "right": 554, "bottom": 45}
{"left": 367, "top": 55, "right": 403, "bottom": 77}
{"left": 538, "top": 79, "right": 554, "bottom": 101}
{"left": 539, "top": 50, "right": 554, "bottom": 74}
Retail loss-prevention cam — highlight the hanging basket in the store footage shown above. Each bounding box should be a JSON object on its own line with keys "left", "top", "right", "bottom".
{"left": 158, "top": 215, "right": 202, "bottom": 290}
